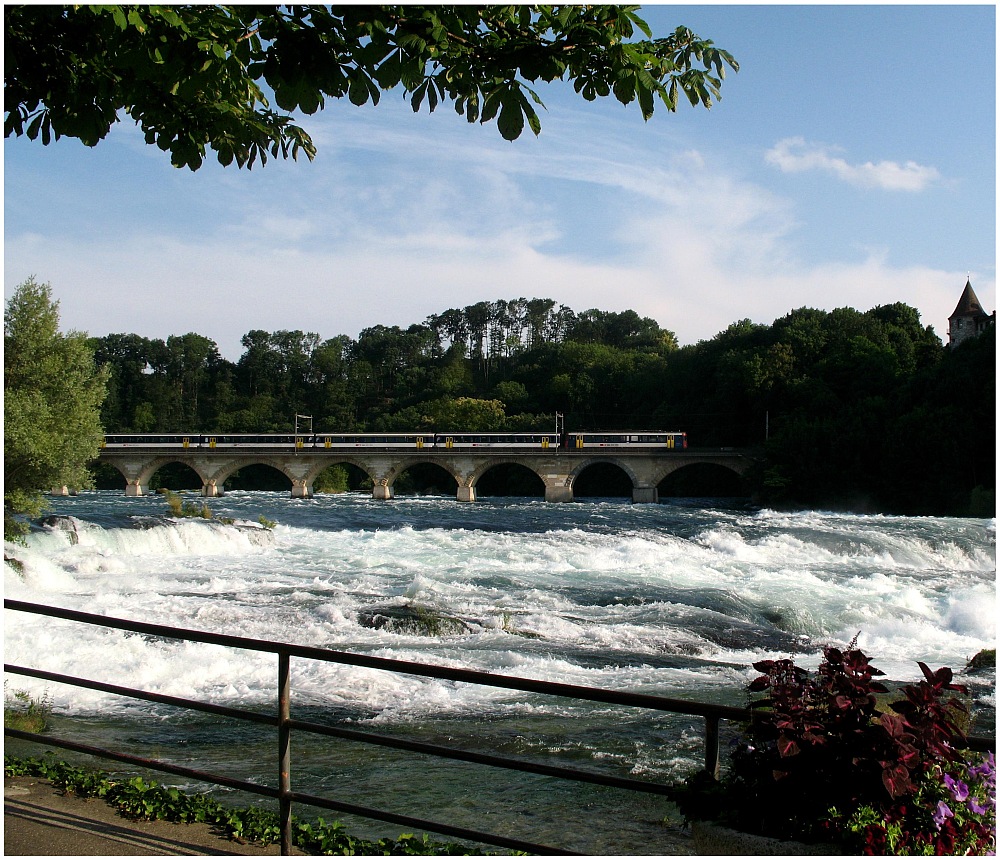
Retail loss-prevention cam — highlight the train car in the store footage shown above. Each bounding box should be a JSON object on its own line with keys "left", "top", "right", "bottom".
{"left": 436, "top": 433, "right": 556, "bottom": 448}
{"left": 102, "top": 433, "right": 303, "bottom": 448}
{"left": 315, "top": 434, "right": 432, "bottom": 448}
{"left": 571, "top": 432, "right": 687, "bottom": 449}
{"left": 103, "top": 434, "right": 193, "bottom": 447}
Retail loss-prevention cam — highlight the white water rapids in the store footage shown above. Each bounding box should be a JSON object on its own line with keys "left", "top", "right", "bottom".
{"left": 4, "top": 492, "right": 996, "bottom": 853}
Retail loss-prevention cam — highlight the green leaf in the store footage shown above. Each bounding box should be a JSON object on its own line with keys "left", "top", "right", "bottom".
{"left": 637, "top": 83, "right": 654, "bottom": 120}
{"left": 273, "top": 79, "right": 300, "bottom": 113}
{"left": 623, "top": 9, "right": 653, "bottom": 39}
{"left": 348, "top": 72, "right": 370, "bottom": 106}
{"left": 410, "top": 80, "right": 428, "bottom": 112}
{"left": 372, "top": 51, "right": 402, "bottom": 89}
{"left": 497, "top": 91, "right": 524, "bottom": 141}
{"left": 298, "top": 86, "right": 321, "bottom": 115}
{"left": 25, "top": 113, "right": 43, "bottom": 141}
{"left": 126, "top": 8, "right": 146, "bottom": 33}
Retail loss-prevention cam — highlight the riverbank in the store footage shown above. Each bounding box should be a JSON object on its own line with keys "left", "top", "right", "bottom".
{"left": 4, "top": 774, "right": 289, "bottom": 856}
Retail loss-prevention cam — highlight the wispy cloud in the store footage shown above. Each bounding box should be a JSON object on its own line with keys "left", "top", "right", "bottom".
{"left": 5, "top": 103, "right": 989, "bottom": 362}
{"left": 765, "top": 137, "right": 940, "bottom": 191}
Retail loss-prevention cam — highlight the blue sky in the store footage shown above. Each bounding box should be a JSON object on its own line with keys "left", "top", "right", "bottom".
{"left": 4, "top": 4, "right": 996, "bottom": 361}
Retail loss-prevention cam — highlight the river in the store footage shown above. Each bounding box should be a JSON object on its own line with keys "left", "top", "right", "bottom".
{"left": 4, "top": 492, "right": 996, "bottom": 853}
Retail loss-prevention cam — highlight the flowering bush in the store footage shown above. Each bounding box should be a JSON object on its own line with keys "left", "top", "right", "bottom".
{"left": 669, "top": 643, "right": 997, "bottom": 855}
{"left": 838, "top": 751, "right": 995, "bottom": 854}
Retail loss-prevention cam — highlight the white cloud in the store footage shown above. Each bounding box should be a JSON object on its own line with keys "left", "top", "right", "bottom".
{"left": 765, "top": 137, "right": 940, "bottom": 192}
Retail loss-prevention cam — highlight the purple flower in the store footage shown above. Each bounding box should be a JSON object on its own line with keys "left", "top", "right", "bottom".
{"left": 968, "top": 796, "right": 989, "bottom": 816}
{"left": 932, "top": 800, "right": 954, "bottom": 831}
{"left": 944, "top": 772, "right": 970, "bottom": 802}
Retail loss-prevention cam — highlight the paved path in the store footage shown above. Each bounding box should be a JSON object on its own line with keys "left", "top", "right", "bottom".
{"left": 4, "top": 776, "right": 292, "bottom": 856}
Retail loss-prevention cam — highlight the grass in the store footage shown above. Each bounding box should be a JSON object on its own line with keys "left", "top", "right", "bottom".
{"left": 3, "top": 687, "right": 52, "bottom": 734}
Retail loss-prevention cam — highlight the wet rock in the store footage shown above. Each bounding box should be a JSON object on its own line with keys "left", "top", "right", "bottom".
{"left": 357, "top": 603, "right": 471, "bottom": 637}
{"left": 40, "top": 515, "right": 80, "bottom": 544}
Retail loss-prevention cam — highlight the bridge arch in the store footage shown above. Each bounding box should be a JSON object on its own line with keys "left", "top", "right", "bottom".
{"left": 473, "top": 460, "right": 546, "bottom": 497}
{"left": 376, "top": 456, "right": 465, "bottom": 499}
{"left": 208, "top": 456, "right": 314, "bottom": 497}
{"left": 301, "top": 458, "right": 378, "bottom": 494}
{"left": 657, "top": 461, "right": 749, "bottom": 497}
{"left": 570, "top": 457, "right": 644, "bottom": 499}
{"left": 466, "top": 456, "right": 552, "bottom": 501}
{"left": 114, "top": 456, "right": 215, "bottom": 497}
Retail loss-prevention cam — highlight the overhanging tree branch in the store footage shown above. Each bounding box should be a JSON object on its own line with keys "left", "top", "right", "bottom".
{"left": 4, "top": 4, "right": 738, "bottom": 170}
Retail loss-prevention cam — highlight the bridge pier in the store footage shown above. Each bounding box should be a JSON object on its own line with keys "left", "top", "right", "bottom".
{"left": 291, "top": 481, "right": 312, "bottom": 499}
{"left": 632, "top": 486, "right": 658, "bottom": 504}
{"left": 457, "top": 485, "right": 476, "bottom": 503}
{"left": 544, "top": 485, "right": 574, "bottom": 503}
{"left": 372, "top": 482, "right": 394, "bottom": 501}
{"left": 202, "top": 480, "right": 222, "bottom": 497}
{"left": 125, "top": 481, "right": 148, "bottom": 497}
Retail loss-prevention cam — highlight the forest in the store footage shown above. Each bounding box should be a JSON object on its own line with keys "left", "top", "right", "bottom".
{"left": 88, "top": 296, "right": 995, "bottom": 516}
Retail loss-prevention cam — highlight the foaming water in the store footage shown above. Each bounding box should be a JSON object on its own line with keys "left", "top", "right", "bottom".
{"left": 4, "top": 492, "right": 995, "bottom": 852}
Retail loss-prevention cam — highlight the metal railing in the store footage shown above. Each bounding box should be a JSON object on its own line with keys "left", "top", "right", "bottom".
{"left": 4, "top": 598, "right": 750, "bottom": 855}
{"left": 4, "top": 598, "right": 994, "bottom": 854}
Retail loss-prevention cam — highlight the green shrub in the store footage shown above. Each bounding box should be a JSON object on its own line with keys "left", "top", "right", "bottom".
{"left": 162, "top": 489, "right": 212, "bottom": 519}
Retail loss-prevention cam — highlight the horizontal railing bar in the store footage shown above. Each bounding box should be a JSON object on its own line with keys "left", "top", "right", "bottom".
{"left": 2, "top": 664, "right": 679, "bottom": 798}
{"left": 3, "top": 728, "right": 281, "bottom": 799}
{"left": 4, "top": 664, "right": 278, "bottom": 727}
{"left": 287, "top": 718, "right": 674, "bottom": 795}
{"left": 4, "top": 600, "right": 749, "bottom": 720}
{"left": 965, "top": 734, "right": 995, "bottom": 752}
{"left": 283, "top": 788, "right": 576, "bottom": 856}
{"left": 2, "top": 662, "right": 676, "bottom": 797}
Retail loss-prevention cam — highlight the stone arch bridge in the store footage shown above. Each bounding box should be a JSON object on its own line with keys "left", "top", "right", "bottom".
{"left": 97, "top": 439, "right": 752, "bottom": 504}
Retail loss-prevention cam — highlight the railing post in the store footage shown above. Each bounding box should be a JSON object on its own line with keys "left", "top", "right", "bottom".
{"left": 704, "top": 715, "right": 721, "bottom": 779}
{"left": 278, "top": 652, "right": 292, "bottom": 855}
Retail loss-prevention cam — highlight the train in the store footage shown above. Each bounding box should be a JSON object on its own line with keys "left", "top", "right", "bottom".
{"left": 101, "top": 432, "right": 688, "bottom": 450}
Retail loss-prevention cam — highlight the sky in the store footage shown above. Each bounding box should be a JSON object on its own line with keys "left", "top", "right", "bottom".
{"left": 4, "top": 4, "right": 996, "bottom": 361}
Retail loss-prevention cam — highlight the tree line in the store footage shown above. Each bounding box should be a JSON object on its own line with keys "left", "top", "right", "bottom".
{"left": 88, "top": 295, "right": 994, "bottom": 516}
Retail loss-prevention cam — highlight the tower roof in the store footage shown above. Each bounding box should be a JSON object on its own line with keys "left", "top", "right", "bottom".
{"left": 949, "top": 279, "right": 989, "bottom": 320}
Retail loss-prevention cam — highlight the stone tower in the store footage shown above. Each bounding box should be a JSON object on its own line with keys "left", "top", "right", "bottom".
{"left": 948, "top": 278, "right": 994, "bottom": 347}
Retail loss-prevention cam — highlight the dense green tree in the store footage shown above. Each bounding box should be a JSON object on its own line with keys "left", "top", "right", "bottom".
{"left": 4, "top": 278, "right": 109, "bottom": 539}
{"left": 5, "top": 5, "right": 737, "bottom": 170}
{"left": 567, "top": 308, "right": 676, "bottom": 351}
{"left": 90, "top": 332, "right": 160, "bottom": 431}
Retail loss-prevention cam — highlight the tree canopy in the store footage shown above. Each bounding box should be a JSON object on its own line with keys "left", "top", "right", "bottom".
{"left": 86, "top": 294, "right": 994, "bottom": 516}
{"left": 4, "top": 4, "right": 738, "bottom": 169}
{"left": 4, "top": 278, "right": 110, "bottom": 539}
